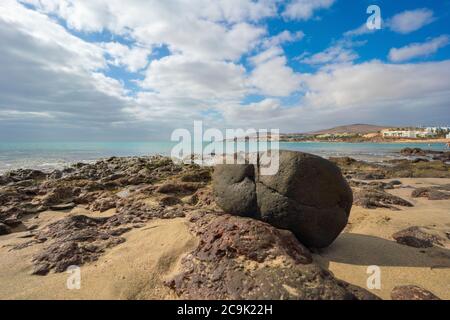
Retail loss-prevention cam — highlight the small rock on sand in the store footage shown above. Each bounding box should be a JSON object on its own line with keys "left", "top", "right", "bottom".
{"left": 392, "top": 226, "right": 443, "bottom": 248}
{"left": 412, "top": 187, "right": 450, "bottom": 200}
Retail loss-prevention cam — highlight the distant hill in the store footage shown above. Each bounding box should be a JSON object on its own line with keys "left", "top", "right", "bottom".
{"left": 306, "top": 124, "right": 390, "bottom": 135}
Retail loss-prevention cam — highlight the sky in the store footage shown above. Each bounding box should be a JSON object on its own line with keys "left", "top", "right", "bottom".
{"left": 0, "top": 0, "right": 450, "bottom": 141}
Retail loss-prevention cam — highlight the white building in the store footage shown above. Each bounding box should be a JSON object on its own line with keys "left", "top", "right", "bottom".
{"left": 424, "top": 126, "right": 450, "bottom": 133}
{"left": 382, "top": 130, "right": 418, "bottom": 138}
{"left": 447, "top": 133, "right": 450, "bottom": 139}
{"left": 417, "top": 131, "right": 436, "bottom": 138}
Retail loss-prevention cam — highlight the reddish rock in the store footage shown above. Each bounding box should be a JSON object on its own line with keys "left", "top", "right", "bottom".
{"left": 391, "top": 285, "right": 441, "bottom": 300}
{"left": 166, "top": 213, "right": 380, "bottom": 300}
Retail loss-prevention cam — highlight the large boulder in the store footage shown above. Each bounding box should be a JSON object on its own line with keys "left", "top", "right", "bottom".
{"left": 212, "top": 151, "right": 353, "bottom": 248}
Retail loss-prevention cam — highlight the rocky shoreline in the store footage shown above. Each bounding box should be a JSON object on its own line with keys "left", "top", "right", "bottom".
{"left": 1, "top": 149, "right": 449, "bottom": 300}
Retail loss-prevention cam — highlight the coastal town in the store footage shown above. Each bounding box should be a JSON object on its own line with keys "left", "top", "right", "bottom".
{"left": 381, "top": 127, "right": 450, "bottom": 139}
{"left": 278, "top": 124, "right": 450, "bottom": 144}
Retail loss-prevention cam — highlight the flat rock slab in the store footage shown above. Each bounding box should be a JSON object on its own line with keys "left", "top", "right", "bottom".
{"left": 392, "top": 226, "right": 444, "bottom": 248}
{"left": 412, "top": 187, "right": 450, "bottom": 200}
{"left": 353, "top": 188, "right": 413, "bottom": 210}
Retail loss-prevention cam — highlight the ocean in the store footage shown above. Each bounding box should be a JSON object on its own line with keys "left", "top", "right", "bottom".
{"left": 0, "top": 141, "right": 447, "bottom": 174}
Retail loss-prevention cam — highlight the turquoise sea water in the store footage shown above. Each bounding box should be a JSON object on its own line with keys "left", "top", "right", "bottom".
{"left": 0, "top": 141, "right": 447, "bottom": 173}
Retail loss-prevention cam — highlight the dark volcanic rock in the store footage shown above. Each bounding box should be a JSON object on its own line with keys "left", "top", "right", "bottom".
{"left": 31, "top": 215, "right": 127, "bottom": 275}
{"left": 166, "top": 213, "right": 380, "bottom": 300}
{"left": 3, "top": 218, "right": 22, "bottom": 227}
{"left": 331, "top": 155, "right": 450, "bottom": 179}
{"left": 88, "top": 196, "right": 118, "bottom": 212}
{"left": 156, "top": 182, "right": 204, "bottom": 194}
{"left": 412, "top": 158, "right": 429, "bottom": 163}
{"left": 0, "top": 222, "right": 12, "bottom": 235}
{"left": 159, "top": 195, "right": 182, "bottom": 206}
{"left": 50, "top": 203, "right": 76, "bottom": 211}
{"left": 180, "top": 166, "right": 212, "bottom": 183}
{"left": 4, "top": 169, "right": 47, "bottom": 183}
{"left": 39, "top": 186, "right": 80, "bottom": 207}
{"left": 412, "top": 187, "right": 450, "bottom": 200}
{"left": 392, "top": 226, "right": 444, "bottom": 248}
{"left": 354, "top": 172, "right": 386, "bottom": 180}
{"left": 213, "top": 151, "right": 353, "bottom": 248}
{"left": 400, "top": 148, "right": 427, "bottom": 157}
{"left": 391, "top": 285, "right": 441, "bottom": 300}
{"left": 353, "top": 189, "right": 413, "bottom": 210}
{"left": 30, "top": 198, "right": 185, "bottom": 274}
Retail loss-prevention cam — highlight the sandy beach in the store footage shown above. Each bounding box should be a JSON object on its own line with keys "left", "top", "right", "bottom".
{"left": 1, "top": 176, "right": 449, "bottom": 300}
{"left": 1, "top": 150, "right": 449, "bottom": 300}
{"left": 315, "top": 178, "right": 450, "bottom": 300}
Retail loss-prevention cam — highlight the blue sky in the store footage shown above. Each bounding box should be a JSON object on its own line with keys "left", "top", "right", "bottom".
{"left": 1, "top": 0, "right": 450, "bottom": 141}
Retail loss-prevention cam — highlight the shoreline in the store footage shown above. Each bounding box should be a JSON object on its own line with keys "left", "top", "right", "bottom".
{"left": 1, "top": 141, "right": 448, "bottom": 175}
{"left": 279, "top": 139, "right": 449, "bottom": 144}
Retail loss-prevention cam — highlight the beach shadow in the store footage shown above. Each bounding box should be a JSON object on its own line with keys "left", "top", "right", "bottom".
{"left": 318, "top": 233, "right": 450, "bottom": 269}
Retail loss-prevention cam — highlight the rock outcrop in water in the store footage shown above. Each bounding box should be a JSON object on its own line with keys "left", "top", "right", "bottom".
{"left": 213, "top": 151, "right": 353, "bottom": 248}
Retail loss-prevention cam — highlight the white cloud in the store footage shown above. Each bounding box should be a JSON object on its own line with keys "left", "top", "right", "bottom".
{"left": 302, "top": 60, "right": 450, "bottom": 111}
{"left": 3, "top": 0, "right": 106, "bottom": 72}
{"left": 300, "top": 45, "right": 358, "bottom": 65}
{"left": 0, "top": 0, "right": 131, "bottom": 129}
{"left": 141, "top": 55, "right": 248, "bottom": 101}
{"left": 219, "top": 98, "right": 283, "bottom": 125}
{"left": 0, "top": 110, "right": 54, "bottom": 120}
{"left": 344, "top": 23, "right": 377, "bottom": 38}
{"left": 263, "top": 30, "right": 305, "bottom": 48}
{"left": 249, "top": 48, "right": 302, "bottom": 96}
{"left": 388, "top": 8, "right": 435, "bottom": 34}
{"left": 249, "top": 46, "right": 284, "bottom": 65}
{"left": 3, "top": 0, "right": 450, "bottom": 138}
{"left": 101, "top": 42, "right": 151, "bottom": 72}
{"left": 198, "top": 0, "right": 279, "bottom": 23}
{"left": 389, "top": 35, "right": 449, "bottom": 62}
{"left": 21, "top": 0, "right": 267, "bottom": 61}
{"left": 282, "top": 0, "right": 335, "bottom": 21}
{"left": 247, "top": 60, "right": 450, "bottom": 132}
